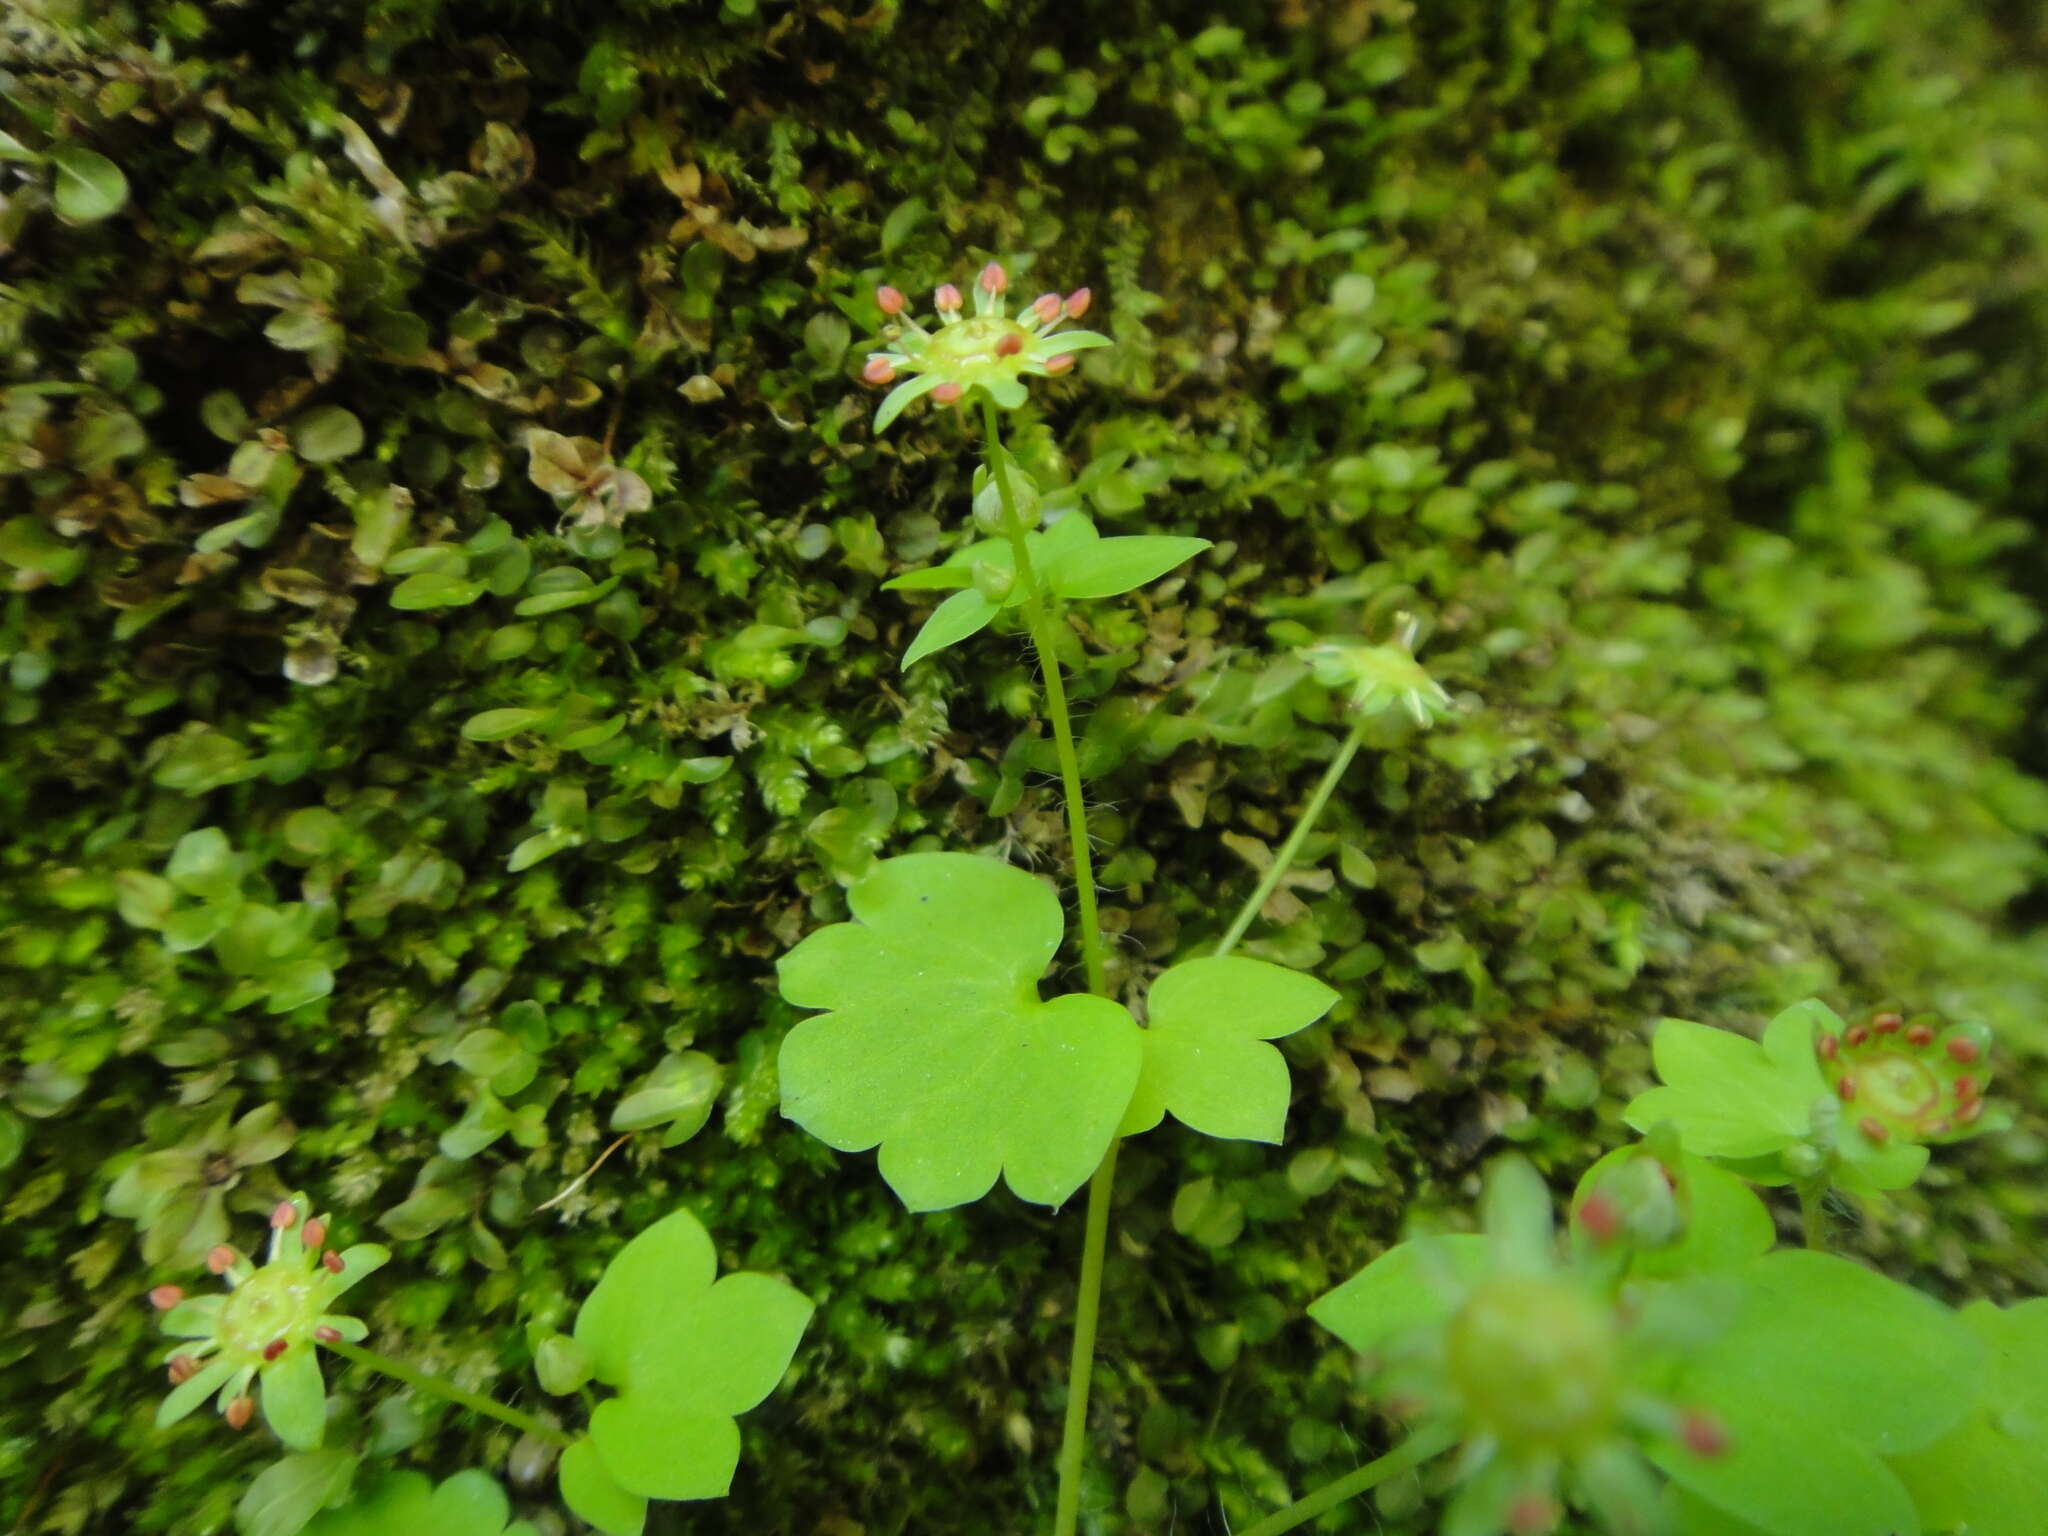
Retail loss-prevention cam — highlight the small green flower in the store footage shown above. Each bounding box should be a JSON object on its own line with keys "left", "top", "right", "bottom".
{"left": 152, "top": 1194, "right": 387, "bottom": 1449}
{"left": 1311, "top": 1158, "right": 1729, "bottom": 1536}
{"left": 1817, "top": 1010, "right": 2002, "bottom": 1145}
{"left": 1299, "top": 616, "right": 1456, "bottom": 727}
{"left": 862, "top": 264, "right": 1111, "bottom": 431}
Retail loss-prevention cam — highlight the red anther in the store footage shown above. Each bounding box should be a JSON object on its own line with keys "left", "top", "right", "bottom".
{"left": 1873, "top": 1013, "right": 1903, "bottom": 1035}
{"left": 875, "top": 285, "right": 905, "bottom": 316}
{"left": 206, "top": 1246, "right": 239, "bottom": 1275}
{"left": 1045, "top": 353, "right": 1075, "bottom": 375}
{"left": 1946, "top": 1038, "right": 1981, "bottom": 1065}
{"left": 225, "top": 1395, "right": 254, "bottom": 1431}
{"left": 1064, "top": 287, "right": 1092, "bottom": 319}
{"left": 931, "top": 381, "right": 963, "bottom": 404}
{"left": 1818, "top": 1033, "right": 1839, "bottom": 1059}
{"left": 1837, "top": 1076, "right": 1857, "bottom": 1101}
{"left": 1506, "top": 1493, "right": 1558, "bottom": 1535}
{"left": 978, "top": 260, "right": 1007, "bottom": 295}
{"left": 994, "top": 332, "right": 1024, "bottom": 358}
{"left": 1954, "top": 1076, "right": 1979, "bottom": 1102}
{"left": 1680, "top": 1409, "right": 1730, "bottom": 1458}
{"left": 315, "top": 1326, "right": 341, "bottom": 1343}
{"left": 1906, "top": 1024, "right": 1935, "bottom": 1047}
{"left": 1844, "top": 1024, "right": 1870, "bottom": 1048}
{"left": 149, "top": 1284, "right": 184, "bottom": 1311}
{"left": 323, "top": 1251, "right": 345, "bottom": 1274}
{"left": 271, "top": 1201, "right": 298, "bottom": 1230}
{"left": 934, "top": 283, "right": 962, "bottom": 313}
{"left": 861, "top": 356, "right": 897, "bottom": 386}
{"left": 167, "top": 1355, "right": 200, "bottom": 1386}
{"left": 1858, "top": 1116, "right": 1890, "bottom": 1143}
{"left": 1576, "top": 1192, "right": 1621, "bottom": 1244}
{"left": 1924, "top": 1117, "right": 1952, "bottom": 1137}
{"left": 1957, "top": 1099, "right": 1985, "bottom": 1125}
{"left": 300, "top": 1218, "right": 326, "bottom": 1253}
{"left": 262, "top": 1338, "right": 288, "bottom": 1362}
{"left": 1031, "top": 292, "right": 1062, "bottom": 325}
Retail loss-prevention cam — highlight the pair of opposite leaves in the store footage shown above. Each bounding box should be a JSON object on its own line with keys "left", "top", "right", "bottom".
{"left": 777, "top": 852, "right": 1338, "bottom": 1212}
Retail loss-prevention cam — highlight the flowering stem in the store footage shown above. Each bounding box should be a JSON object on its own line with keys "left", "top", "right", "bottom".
{"left": 1215, "top": 716, "right": 1370, "bottom": 959}
{"left": 1796, "top": 1177, "right": 1830, "bottom": 1251}
{"left": 321, "top": 1338, "right": 571, "bottom": 1447}
{"left": 1232, "top": 1426, "right": 1458, "bottom": 1536}
{"left": 980, "top": 399, "right": 1113, "bottom": 1536}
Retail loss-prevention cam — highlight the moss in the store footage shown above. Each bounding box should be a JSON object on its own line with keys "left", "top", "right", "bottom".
{"left": 2, "top": 0, "right": 2046, "bottom": 1531}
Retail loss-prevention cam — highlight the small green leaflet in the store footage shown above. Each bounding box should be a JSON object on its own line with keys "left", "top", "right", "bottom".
{"left": 778, "top": 852, "right": 1142, "bottom": 1210}
{"left": 888, "top": 515, "right": 1210, "bottom": 667}
{"left": 570, "top": 1208, "right": 812, "bottom": 1509}
{"left": 559, "top": 1439, "right": 645, "bottom": 1536}
{"left": 1118, "top": 956, "right": 1335, "bottom": 1143}
{"left": 301, "top": 1469, "right": 535, "bottom": 1536}
{"left": 1308, "top": 1235, "right": 1489, "bottom": 1357}
{"left": 236, "top": 1450, "right": 357, "bottom": 1536}
{"left": 1623, "top": 1001, "right": 1835, "bottom": 1160}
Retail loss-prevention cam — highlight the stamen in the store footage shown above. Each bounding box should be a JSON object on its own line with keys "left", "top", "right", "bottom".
{"left": 1064, "top": 287, "right": 1092, "bottom": 319}
{"left": 995, "top": 333, "right": 1023, "bottom": 358}
{"left": 300, "top": 1218, "right": 326, "bottom": 1253}
{"left": 931, "top": 381, "right": 963, "bottom": 403}
{"left": 978, "top": 261, "right": 1007, "bottom": 296}
{"left": 207, "top": 1246, "right": 239, "bottom": 1275}
{"left": 150, "top": 1284, "right": 184, "bottom": 1310}
{"left": 1945, "top": 1037, "right": 1981, "bottom": 1065}
{"left": 270, "top": 1202, "right": 298, "bottom": 1230}
{"left": 167, "top": 1355, "right": 200, "bottom": 1386}
{"left": 1680, "top": 1408, "right": 1730, "bottom": 1457}
{"left": 1045, "top": 354, "right": 1075, "bottom": 375}
{"left": 934, "top": 283, "right": 962, "bottom": 316}
{"left": 1905, "top": 1023, "right": 1934, "bottom": 1046}
{"left": 875, "top": 285, "right": 905, "bottom": 317}
{"left": 1030, "top": 292, "right": 1062, "bottom": 326}
{"left": 225, "top": 1395, "right": 254, "bottom": 1430}
{"left": 262, "top": 1338, "right": 288, "bottom": 1362}
{"left": 862, "top": 357, "right": 897, "bottom": 385}
{"left": 323, "top": 1251, "right": 345, "bottom": 1274}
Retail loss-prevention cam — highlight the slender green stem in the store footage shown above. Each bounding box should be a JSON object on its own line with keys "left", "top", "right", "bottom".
{"left": 1233, "top": 1427, "right": 1457, "bottom": 1536}
{"left": 1215, "top": 716, "right": 1370, "bottom": 959}
{"left": 981, "top": 401, "right": 1113, "bottom": 1536}
{"left": 1797, "top": 1178, "right": 1830, "bottom": 1251}
{"left": 321, "top": 1338, "right": 571, "bottom": 1446}
{"left": 982, "top": 400, "right": 1106, "bottom": 996}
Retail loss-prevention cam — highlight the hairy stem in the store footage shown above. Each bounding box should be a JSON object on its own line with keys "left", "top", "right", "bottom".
{"left": 981, "top": 400, "right": 1112, "bottom": 1536}
{"left": 322, "top": 1338, "right": 571, "bottom": 1447}
{"left": 1215, "top": 716, "right": 1370, "bottom": 959}
{"left": 1233, "top": 1426, "right": 1458, "bottom": 1536}
{"left": 1797, "top": 1178, "right": 1830, "bottom": 1251}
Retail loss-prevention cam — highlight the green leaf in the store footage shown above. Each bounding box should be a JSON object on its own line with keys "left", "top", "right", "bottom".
{"left": 1043, "top": 535, "right": 1211, "bottom": 601}
{"left": 1308, "top": 1235, "right": 1489, "bottom": 1356}
{"left": 1888, "top": 1300, "right": 2048, "bottom": 1536}
{"left": 590, "top": 1400, "right": 738, "bottom": 1501}
{"left": 389, "top": 571, "right": 487, "bottom": 610}
{"left": 574, "top": 1207, "right": 717, "bottom": 1382}
{"left": 620, "top": 1271, "right": 813, "bottom": 1414}
{"left": 461, "top": 708, "right": 550, "bottom": 742}
{"left": 288, "top": 407, "right": 365, "bottom": 464}
{"left": 51, "top": 145, "right": 129, "bottom": 222}
{"left": 513, "top": 569, "right": 618, "bottom": 616}
{"left": 302, "top": 1469, "right": 524, "bottom": 1536}
{"left": 778, "top": 853, "right": 1143, "bottom": 1210}
{"left": 900, "top": 589, "right": 997, "bottom": 667}
{"left": 265, "top": 958, "right": 334, "bottom": 1014}
{"left": 238, "top": 1451, "right": 357, "bottom": 1536}
{"left": 611, "top": 1051, "right": 723, "bottom": 1141}
{"left": 872, "top": 372, "right": 943, "bottom": 433}
{"left": 166, "top": 827, "right": 238, "bottom": 900}
{"left": 559, "top": 1439, "right": 646, "bottom": 1536}
{"left": 1623, "top": 1003, "right": 1833, "bottom": 1160}
{"left": 1119, "top": 956, "right": 1334, "bottom": 1142}
{"left": 1654, "top": 1248, "right": 1980, "bottom": 1536}
{"left": 260, "top": 1347, "right": 328, "bottom": 1450}
{"left": 881, "top": 566, "right": 974, "bottom": 592}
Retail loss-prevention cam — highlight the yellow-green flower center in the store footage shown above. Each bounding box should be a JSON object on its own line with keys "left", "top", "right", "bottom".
{"left": 923, "top": 316, "right": 1036, "bottom": 384}
{"left": 1855, "top": 1054, "right": 1940, "bottom": 1123}
{"left": 1446, "top": 1277, "right": 1622, "bottom": 1452}
{"left": 217, "top": 1264, "right": 320, "bottom": 1365}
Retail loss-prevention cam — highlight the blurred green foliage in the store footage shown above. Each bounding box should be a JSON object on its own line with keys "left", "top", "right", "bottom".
{"left": 2, "top": 0, "right": 2046, "bottom": 1532}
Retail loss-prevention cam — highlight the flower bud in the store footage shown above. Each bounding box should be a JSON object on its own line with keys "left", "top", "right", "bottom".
{"left": 225, "top": 1395, "right": 255, "bottom": 1430}
{"left": 875, "top": 285, "right": 905, "bottom": 316}
{"left": 150, "top": 1284, "right": 184, "bottom": 1311}
{"left": 862, "top": 356, "right": 897, "bottom": 386}
{"left": 935, "top": 283, "right": 962, "bottom": 315}
{"left": 932, "top": 381, "right": 963, "bottom": 404}
{"left": 1031, "top": 292, "right": 1062, "bottom": 325}
{"left": 978, "top": 261, "right": 1007, "bottom": 295}
{"left": 1064, "top": 287, "right": 1092, "bottom": 319}
{"left": 1044, "top": 354, "right": 1075, "bottom": 375}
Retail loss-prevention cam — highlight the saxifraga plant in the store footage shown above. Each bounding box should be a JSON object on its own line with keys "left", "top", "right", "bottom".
{"left": 142, "top": 271, "right": 2047, "bottom": 1536}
